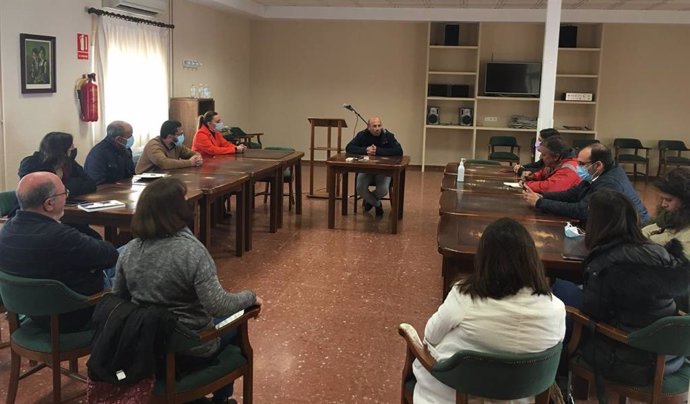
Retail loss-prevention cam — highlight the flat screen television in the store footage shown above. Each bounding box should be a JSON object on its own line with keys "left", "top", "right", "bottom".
{"left": 484, "top": 62, "right": 542, "bottom": 97}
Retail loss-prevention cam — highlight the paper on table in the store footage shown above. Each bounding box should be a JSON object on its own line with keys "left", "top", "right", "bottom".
{"left": 503, "top": 182, "right": 522, "bottom": 188}
{"left": 77, "top": 200, "right": 126, "bottom": 212}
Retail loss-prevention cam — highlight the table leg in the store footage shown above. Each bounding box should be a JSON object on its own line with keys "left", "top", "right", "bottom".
{"left": 277, "top": 166, "right": 284, "bottom": 228}
{"left": 270, "top": 168, "right": 279, "bottom": 233}
{"left": 295, "top": 159, "right": 302, "bottom": 214}
{"left": 203, "top": 195, "right": 212, "bottom": 246}
{"left": 399, "top": 168, "right": 406, "bottom": 220}
{"left": 341, "top": 172, "right": 349, "bottom": 216}
{"left": 390, "top": 169, "right": 401, "bottom": 234}
{"left": 235, "top": 187, "right": 244, "bottom": 257}
{"left": 245, "top": 180, "right": 254, "bottom": 251}
{"left": 327, "top": 166, "right": 335, "bottom": 229}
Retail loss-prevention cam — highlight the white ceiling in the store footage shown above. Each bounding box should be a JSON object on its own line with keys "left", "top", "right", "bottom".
{"left": 251, "top": 0, "right": 690, "bottom": 11}
{"left": 191, "top": 0, "right": 690, "bottom": 22}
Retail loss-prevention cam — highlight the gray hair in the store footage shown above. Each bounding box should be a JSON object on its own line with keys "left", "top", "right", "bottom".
{"left": 17, "top": 180, "right": 55, "bottom": 210}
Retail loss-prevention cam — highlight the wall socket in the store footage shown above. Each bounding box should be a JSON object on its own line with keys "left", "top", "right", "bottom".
{"left": 484, "top": 116, "right": 498, "bottom": 122}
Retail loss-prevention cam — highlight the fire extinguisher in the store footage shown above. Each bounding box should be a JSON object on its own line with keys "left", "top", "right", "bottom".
{"left": 78, "top": 73, "right": 98, "bottom": 122}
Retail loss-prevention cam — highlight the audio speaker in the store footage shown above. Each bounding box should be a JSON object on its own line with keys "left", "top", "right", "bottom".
{"left": 444, "top": 24, "right": 459, "bottom": 46}
{"left": 427, "top": 106, "right": 440, "bottom": 125}
{"left": 428, "top": 84, "right": 448, "bottom": 97}
{"left": 459, "top": 107, "right": 473, "bottom": 126}
{"left": 450, "top": 85, "right": 470, "bottom": 98}
{"left": 559, "top": 25, "right": 577, "bottom": 48}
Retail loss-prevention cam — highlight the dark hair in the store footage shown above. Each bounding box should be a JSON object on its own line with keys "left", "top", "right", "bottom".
{"left": 198, "top": 111, "right": 217, "bottom": 129}
{"left": 160, "top": 120, "right": 182, "bottom": 139}
{"left": 539, "top": 128, "right": 560, "bottom": 140}
{"left": 541, "top": 136, "right": 570, "bottom": 159}
{"left": 654, "top": 168, "right": 690, "bottom": 230}
{"left": 585, "top": 190, "right": 647, "bottom": 249}
{"left": 131, "top": 177, "right": 193, "bottom": 240}
{"left": 106, "top": 122, "right": 127, "bottom": 140}
{"left": 38, "top": 132, "right": 73, "bottom": 167}
{"left": 16, "top": 178, "right": 55, "bottom": 210}
{"left": 588, "top": 143, "right": 614, "bottom": 171}
{"left": 457, "top": 218, "right": 551, "bottom": 299}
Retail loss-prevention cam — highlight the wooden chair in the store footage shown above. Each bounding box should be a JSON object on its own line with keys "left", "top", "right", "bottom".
{"left": 565, "top": 306, "right": 690, "bottom": 404}
{"left": 254, "top": 147, "right": 295, "bottom": 211}
{"left": 0, "top": 271, "right": 106, "bottom": 404}
{"left": 614, "top": 138, "right": 651, "bottom": 183}
{"left": 572, "top": 138, "right": 600, "bottom": 151}
{"left": 488, "top": 136, "right": 520, "bottom": 165}
{"left": 398, "top": 323, "right": 561, "bottom": 404}
{"left": 657, "top": 140, "right": 690, "bottom": 177}
{"left": 150, "top": 305, "right": 261, "bottom": 404}
{"left": 225, "top": 127, "right": 263, "bottom": 149}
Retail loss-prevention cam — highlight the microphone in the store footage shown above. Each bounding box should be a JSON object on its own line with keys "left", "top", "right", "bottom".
{"left": 342, "top": 103, "right": 353, "bottom": 111}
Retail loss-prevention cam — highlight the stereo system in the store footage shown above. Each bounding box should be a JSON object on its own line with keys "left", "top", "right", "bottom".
{"left": 562, "top": 92, "right": 594, "bottom": 101}
{"left": 427, "top": 84, "right": 471, "bottom": 98}
{"left": 427, "top": 106, "right": 440, "bottom": 125}
{"left": 459, "top": 108, "right": 473, "bottom": 126}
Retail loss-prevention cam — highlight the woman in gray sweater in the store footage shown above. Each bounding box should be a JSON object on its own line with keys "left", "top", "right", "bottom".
{"left": 114, "top": 177, "right": 262, "bottom": 404}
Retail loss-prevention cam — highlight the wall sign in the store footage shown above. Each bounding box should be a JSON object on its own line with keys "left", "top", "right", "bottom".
{"left": 77, "top": 33, "right": 89, "bottom": 60}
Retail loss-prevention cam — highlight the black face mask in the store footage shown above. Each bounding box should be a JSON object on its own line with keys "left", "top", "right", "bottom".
{"left": 68, "top": 148, "right": 78, "bottom": 160}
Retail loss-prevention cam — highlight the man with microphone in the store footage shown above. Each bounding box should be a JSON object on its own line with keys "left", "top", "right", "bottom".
{"left": 345, "top": 116, "right": 403, "bottom": 217}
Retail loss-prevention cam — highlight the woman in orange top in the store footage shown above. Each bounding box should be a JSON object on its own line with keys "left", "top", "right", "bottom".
{"left": 192, "top": 111, "right": 246, "bottom": 159}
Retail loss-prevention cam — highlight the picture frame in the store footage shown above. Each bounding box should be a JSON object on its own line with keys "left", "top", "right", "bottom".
{"left": 20, "top": 33, "right": 56, "bottom": 94}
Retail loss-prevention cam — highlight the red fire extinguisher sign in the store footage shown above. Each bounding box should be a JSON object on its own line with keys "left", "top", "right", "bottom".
{"left": 77, "top": 33, "right": 89, "bottom": 60}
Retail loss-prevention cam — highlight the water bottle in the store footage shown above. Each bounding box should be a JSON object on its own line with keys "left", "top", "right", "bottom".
{"left": 456, "top": 158, "right": 465, "bottom": 182}
{"left": 190, "top": 84, "right": 197, "bottom": 98}
{"left": 198, "top": 83, "right": 204, "bottom": 98}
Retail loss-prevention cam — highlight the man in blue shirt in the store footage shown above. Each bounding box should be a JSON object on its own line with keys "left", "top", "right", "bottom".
{"left": 345, "top": 117, "right": 403, "bottom": 217}
{"left": 84, "top": 120, "right": 135, "bottom": 185}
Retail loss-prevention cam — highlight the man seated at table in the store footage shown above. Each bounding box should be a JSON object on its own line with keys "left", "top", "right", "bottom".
{"left": 513, "top": 128, "right": 564, "bottom": 176}
{"left": 135, "top": 120, "right": 203, "bottom": 174}
{"left": 522, "top": 143, "right": 650, "bottom": 224}
{"left": 345, "top": 116, "right": 403, "bottom": 217}
{"left": 0, "top": 172, "right": 118, "bottom": 331}
{"left": 522, "top": 136, "right": 581, "bottom": 193}
{"left": 84, "top": 120, "right": 135, "bottom": 185}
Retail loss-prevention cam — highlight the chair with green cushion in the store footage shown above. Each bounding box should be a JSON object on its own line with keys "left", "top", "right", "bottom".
{"left": 614, "top": 138, "right": 650, "bottom": 183}
{"left": 566, "top": 306, "right": 690, "bottom": 404}
{"left": 398, "top": 323, "right": 561, "bottom": 404}
{"left": 488, "top": 136, "right": 520, "bottom": 165}
{"left": 0, "top": 190, "right": 18, "bottom": 221}
{"left": 464, "top": 159, "right": 502, "bottom": 166}
{"left": 255, "top": 146, "right": 296, "bottom": 211}
{"left": 572, "top": 138, "right": 600, "bottom": 151}
{"left": 657, "top": 140, "right": 690, "bottom": 177}
{"left": 0, "top": 271, "right": 106, "bottom": 404}
{"left": 150, "top": 305, "right": 260, "bottom": 404}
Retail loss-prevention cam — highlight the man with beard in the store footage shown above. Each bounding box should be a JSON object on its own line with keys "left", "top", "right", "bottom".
{"left": 643, "top": 167, "right": 690, "bottom": 260}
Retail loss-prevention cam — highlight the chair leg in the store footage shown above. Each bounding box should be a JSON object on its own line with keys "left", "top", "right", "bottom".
{"left": 7, "top": 350, "right": 21, "bottom": 404}
{"left": 633, "top": 164, "right": 637, "bottom": 181}
{"left": 618, "top": 394, "right": 627, "bottom": 404}
{"left": 263, "top": 182, "right": 270, "bottom": 205}
{"left": 535, "top": 387, "right": 550, "bottom": 404}
{"left": 288, "top": 178, "right": 294, "bottom": 211}
{"left": 52, "top": 358, "right": 61, "bottom": 403}
{"left": 243, "top": 365, "right": 253, "bottom": 404}
{"left": 69, "top": 358, "right": 78, "bottom": 373}
{"left": 645, "top": 162, "right": 649, "bottom": 183}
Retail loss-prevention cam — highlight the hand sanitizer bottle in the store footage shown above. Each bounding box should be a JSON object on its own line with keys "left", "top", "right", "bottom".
{"left": 456, "top": 158, "right": 466, "bottom": 182}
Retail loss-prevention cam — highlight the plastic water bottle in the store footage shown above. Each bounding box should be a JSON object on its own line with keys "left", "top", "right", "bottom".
{"left": 190, "top": 84, "right": 197, "bottom": 98}
{"left": 456, "top": 158, "right": 466, "bottom": 182}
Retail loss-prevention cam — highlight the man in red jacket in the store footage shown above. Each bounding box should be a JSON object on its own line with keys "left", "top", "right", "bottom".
{"left": 522, "top": 136, "right": 581, "bottom": 193}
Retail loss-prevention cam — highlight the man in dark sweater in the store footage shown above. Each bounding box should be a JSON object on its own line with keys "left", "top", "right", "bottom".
{"left": 0, "top": 172, "right": 118, "bottom": 331}
{"left": 84, "top": 120, "right": 135, "bottom": 185}
{"left": 522, "top": 143, "right": 650, "bottom": 224}
{"left": 345, "top": 116, "right": 403, "bottom": 216}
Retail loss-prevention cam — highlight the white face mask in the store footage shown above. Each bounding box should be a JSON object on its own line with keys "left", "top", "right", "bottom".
{"left": 564, "top": 222, "right": 585, "bottom": 238}
{"left": 214, "top": 122, "right": 225, "bottom": 132}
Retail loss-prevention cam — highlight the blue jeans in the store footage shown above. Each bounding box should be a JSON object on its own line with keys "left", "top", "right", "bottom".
{"left": 356, "top": 173, "right": 391, "bottom": 207}
{"left": 103, "top": 245, "right": 127, "bottom": 289}
{"left": 551, "top": 278, "right": 583, "bottom": 342}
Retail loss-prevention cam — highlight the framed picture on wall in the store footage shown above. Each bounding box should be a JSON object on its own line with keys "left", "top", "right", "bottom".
{"left": 20, "top": 33, "right": 56, "bottom": 94}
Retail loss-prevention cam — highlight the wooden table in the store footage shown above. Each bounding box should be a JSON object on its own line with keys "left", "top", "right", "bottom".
{"left": 437, "top": 161, "right": 584, "bottom": 296}
{"left": 62, "top": 182, "right": 203, "bottom": 245}
{"left": 326, "top": 153, "right": 410, "bottom": 234}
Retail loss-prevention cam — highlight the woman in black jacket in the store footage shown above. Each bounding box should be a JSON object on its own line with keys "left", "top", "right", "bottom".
{"left": 579, "top": 189, "right": 688, "bottom": 386}
{"left": 19, "top": 131, "right": 96, "bottom": 196}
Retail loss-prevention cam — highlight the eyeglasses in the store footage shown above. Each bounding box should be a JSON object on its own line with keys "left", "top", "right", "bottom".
{"left": 49, "top": 189, "right": 70, "bottom": 199}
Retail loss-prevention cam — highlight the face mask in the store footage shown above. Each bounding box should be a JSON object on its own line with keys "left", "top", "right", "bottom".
{"left": 125, "top": 136, "right": 134, "bottom": 149}
{"left": 564, "top": 221, "right": 585, "bottom": 238}
{"left": 214, "top": 122, "right": 225, "bottom": 132}
{"left": 175, "top": 134, "right": 185, "bottom": 146}
{"left": 68, "top": 148, "right": 78, "bottom": 160}
{"left": 576, "top": 165, "right": 593, "bottom": 182}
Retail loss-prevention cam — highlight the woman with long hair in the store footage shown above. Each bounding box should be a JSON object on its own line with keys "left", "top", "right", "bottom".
{"left": 114, "top": 177, "right": 262, "bottom": 403}
{"left": 412, "top": 218, "right": 565, "bottom": 404}
{"left": 578, "top": 189, "right": 688, "bottom": 386}
{"left": 192, "top": 110, "right": 246, "bottom": 159}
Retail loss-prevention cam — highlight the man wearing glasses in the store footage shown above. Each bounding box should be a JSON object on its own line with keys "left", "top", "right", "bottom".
{"left": 0, "top": 172, "right": 118, "bottom": 332}
{"left": 522, "top": 143, "right": 650, "bottom": 224}
{"left": 135, "top": 120, "right": 203, "bottom": 174}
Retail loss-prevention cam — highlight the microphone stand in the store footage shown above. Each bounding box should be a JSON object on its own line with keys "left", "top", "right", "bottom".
{"left": 346, "top": 105, "right": 368, "bottom": 126}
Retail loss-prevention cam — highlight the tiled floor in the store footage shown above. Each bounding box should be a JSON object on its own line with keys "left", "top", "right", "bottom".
{"left": 0, "top": 165, "right": 660, "bottom": 403}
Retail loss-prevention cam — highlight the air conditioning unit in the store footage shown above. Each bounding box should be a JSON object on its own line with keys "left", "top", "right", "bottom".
{"left": 102, "top": 0, "right": 167, "bottom": 16}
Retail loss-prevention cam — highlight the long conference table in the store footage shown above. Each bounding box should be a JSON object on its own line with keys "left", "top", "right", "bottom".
{"left": 438, "top": 162, "right": 586, "bottom": 296}
{"left": 62, "top": 149, "right": 304, "bottom": 257}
